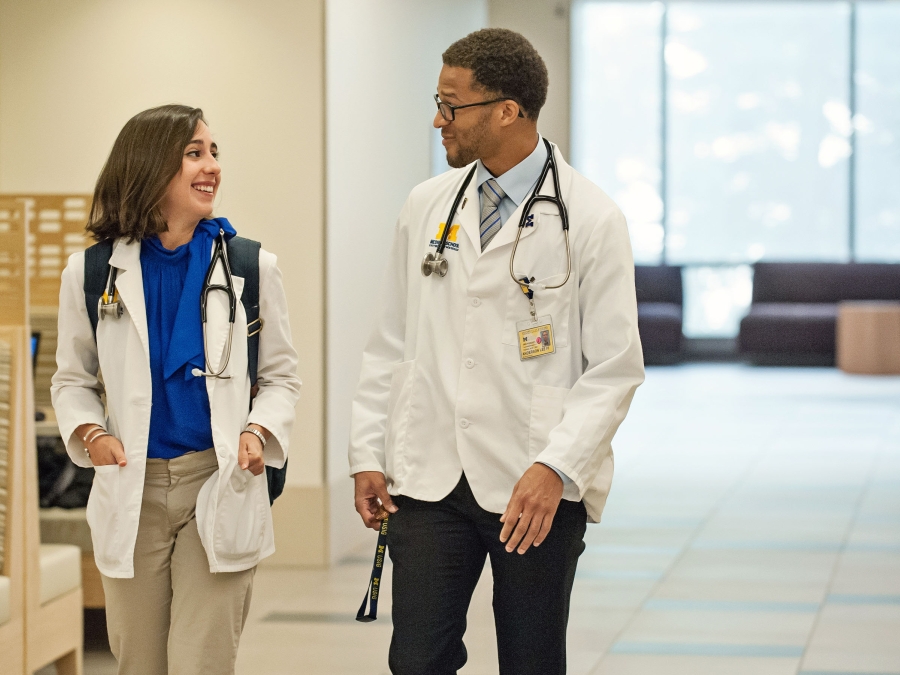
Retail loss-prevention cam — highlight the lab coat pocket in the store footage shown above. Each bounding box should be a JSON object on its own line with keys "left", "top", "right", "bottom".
{"left": 385, "top": 359, "right": 415, "bottom": 479}
{"left": 528, "top": 385, "right": 569, "bottom": 460}
{"left": 210, "top": 467, "right": 268, "bottom": 561}
{"left": 502, "top": 274, "right": 571, "bottom": 347}
{"left": 86, "top": 465, "right": 121, "bottom": 564}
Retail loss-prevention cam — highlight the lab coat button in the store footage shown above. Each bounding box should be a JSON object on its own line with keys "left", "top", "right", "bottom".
{"left": 465, "top": 358, "right": 475, "bottom": 369}
{"left": 459, "top": 418, "right": 470, "bottom": 429}
{"left": 471, "top": 297, "right": 481, "bottom": 307}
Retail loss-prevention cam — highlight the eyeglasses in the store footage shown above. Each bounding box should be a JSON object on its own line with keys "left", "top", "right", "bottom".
{"left": 434, "top": 94, "right": 524, "bottom": 122}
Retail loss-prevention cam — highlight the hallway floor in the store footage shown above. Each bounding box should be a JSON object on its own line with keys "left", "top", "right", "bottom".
{"left": 75, "top": 365, "right": 900, "bottom": 674}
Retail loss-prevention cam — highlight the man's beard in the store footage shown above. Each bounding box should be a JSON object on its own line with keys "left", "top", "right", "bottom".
{"left": 446, "top": 114, "right": 491, "bottom": 168}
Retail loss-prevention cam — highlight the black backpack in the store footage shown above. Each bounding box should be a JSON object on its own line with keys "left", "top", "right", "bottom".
{"left": 82, "top": 237, "right": 288, "bottom": 504}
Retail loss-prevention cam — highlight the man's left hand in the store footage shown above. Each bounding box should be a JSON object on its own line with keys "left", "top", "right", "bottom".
{"left": 499, "top": 463, "right": 564, "bottom": 554}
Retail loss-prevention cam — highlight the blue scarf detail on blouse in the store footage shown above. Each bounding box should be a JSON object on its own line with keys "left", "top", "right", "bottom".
{"left": 141, "top": 217, "right": 237, "bottom": 459}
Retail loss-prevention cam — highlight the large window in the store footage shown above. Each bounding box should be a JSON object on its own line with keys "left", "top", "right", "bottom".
{"left": 572, "top": 0, "right": 900, "bottom": 337}
{"left": 856, "top": 3, "right": 900, "bottom": 261}
{"left": 571, "top": 2, "right": 664, "bottom": 264}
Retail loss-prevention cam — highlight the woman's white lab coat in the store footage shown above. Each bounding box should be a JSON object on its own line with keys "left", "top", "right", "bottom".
{"left": 348, "top": 144, "right": 645, "bottom": 522}
{"left": 51, "top": 238, "right": 301, "bottom": 578}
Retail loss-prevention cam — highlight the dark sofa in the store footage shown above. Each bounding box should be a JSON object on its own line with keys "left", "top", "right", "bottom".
{"left": 634, "top": 265, "right": 683, "bottom": 361}
{"left": 739, "top": 262, "right": 900, "bottom": 364}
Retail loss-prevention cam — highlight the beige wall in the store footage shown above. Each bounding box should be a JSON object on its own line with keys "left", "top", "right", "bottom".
{"left": 0, "top": 0, "right": 325, "bottom": 487}
{"left": 488, "top": 0, "right": 571, "bottom": 157}
{"left": 0, "top": 0, "right": 328, "bottom": 564}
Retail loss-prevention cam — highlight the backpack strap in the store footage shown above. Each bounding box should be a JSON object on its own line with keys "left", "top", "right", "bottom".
{"left": 226, "top": 236, "right": 287, "bottom": 504}
{"left": 226, "top": 236, "right": 262, "bottom": 387}
{"left": 83, "top": 239, "right": 115, "bottom": 338}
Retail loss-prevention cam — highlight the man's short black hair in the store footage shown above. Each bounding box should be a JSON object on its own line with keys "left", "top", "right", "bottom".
{"left": 442, "top": 28, "right": 548, "bottom": 121}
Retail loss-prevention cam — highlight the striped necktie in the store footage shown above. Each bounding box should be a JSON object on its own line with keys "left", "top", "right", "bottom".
{"left": 479, "top": 178, "right": 506, "bottom": 251}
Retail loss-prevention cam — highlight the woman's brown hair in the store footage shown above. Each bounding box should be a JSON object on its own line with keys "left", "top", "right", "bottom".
{"left": 87, "top": 104, "right": 207, "bottom": 242}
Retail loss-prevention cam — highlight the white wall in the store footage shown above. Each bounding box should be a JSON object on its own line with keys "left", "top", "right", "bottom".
{"left": 325, "top": 0, "right": 487, "bottom": 562}
{"left": 489, "top": 0, "right": 571, "bottom": 157}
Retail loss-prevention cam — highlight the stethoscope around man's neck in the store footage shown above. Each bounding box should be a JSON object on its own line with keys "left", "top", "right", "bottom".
{"left": 421, "top": 138, "right": 571, "bottom": 291}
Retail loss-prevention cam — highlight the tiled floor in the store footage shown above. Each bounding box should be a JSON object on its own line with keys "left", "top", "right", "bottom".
{"left": 61, "top": 365, "right": 900, "bottom": 674}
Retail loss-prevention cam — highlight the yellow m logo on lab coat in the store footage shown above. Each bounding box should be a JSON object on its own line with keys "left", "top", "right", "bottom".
{"left": 435, "top": 223, "right": 460, "bottom": 243}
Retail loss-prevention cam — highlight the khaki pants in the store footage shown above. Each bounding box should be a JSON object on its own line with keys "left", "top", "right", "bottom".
{"left": 102, "top": 449, "right": 256, "bottom": 675}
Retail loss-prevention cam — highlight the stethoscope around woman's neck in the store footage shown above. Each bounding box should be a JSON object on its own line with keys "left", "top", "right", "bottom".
{"left": 97, "top": 229, "right": 239, "bottom": 380}
{"left": 421, "top": 138, "right": 571, "bottom": 291}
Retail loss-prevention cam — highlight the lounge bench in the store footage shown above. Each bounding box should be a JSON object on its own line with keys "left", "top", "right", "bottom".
{"left": 739, "top": 262, "right": 900, "bottom": 364}
{"left": 635, "top": 265, "right": 683, "bottom": 362}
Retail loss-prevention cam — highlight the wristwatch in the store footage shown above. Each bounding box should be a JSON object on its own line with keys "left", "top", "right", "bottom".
{"left": 242, "top": 426, "right": 267, "bottom": 448}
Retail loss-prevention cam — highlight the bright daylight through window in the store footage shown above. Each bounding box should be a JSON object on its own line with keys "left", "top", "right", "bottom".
{"left": 572, "top": 0, "right": 900, "bottom": 337}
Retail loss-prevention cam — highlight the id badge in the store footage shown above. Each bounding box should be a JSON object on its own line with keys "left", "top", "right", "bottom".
{"left": 517, "top": 315, "right": 555, "bottom": 360}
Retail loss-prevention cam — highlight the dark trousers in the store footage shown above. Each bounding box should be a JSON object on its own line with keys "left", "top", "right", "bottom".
{"left": 387, "top": 474, "right": 587, "bottom": 675}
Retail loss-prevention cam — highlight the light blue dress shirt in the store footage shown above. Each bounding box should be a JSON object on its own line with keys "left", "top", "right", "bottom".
{"left": 475, "top": 135, "right": 548, "bottom": 228}
{"left": 475, "top": 137, "right": 576, "bottom": 495}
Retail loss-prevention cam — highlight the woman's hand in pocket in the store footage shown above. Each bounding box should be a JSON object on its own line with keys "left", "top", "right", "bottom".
{"left": 88, "top": 435, "right": 127, "bottom": 467}
{"left": 238, "top": 426, "right": 268, "bottom": 476}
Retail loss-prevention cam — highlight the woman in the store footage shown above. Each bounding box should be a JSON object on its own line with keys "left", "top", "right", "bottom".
{"left": 51, "top": 104, "right": 301, "bottom": 675}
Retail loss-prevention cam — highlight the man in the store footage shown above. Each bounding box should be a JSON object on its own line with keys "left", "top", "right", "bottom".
{"left": 348, "top": 28, "right": 644, "bottom": 675}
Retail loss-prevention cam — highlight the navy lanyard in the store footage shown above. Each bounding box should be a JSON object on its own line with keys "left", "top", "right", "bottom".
{"left": 356, "top": 516, "right": 389, "bottom": 622}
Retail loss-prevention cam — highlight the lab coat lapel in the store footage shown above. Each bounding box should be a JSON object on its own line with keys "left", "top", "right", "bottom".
{"left": 550, "top": 143, "right": 574, "bottom": 201}
{"left": 454, "top": 167, "right": 483, "bottom": 268}
{"left": 483, "top": 195, "right": 538, "bottom": 254}
{"left": 108, "top": 239, "right": 150, "bottom": 361}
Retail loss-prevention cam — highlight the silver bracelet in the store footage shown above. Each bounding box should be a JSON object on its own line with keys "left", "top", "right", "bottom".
{"left": 81, "top": 425, "right": 106, "bottom": 443}
{"left": 86, "top": 429, "right": 111, "bottom": 444}
{"left": 242, "top": 427, "right": 267, "bottom": 448}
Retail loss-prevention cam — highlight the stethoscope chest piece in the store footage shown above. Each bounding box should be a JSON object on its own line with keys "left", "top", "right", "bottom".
{"left": 421, "top": 252, "right": 448, "bottom": 277}
{"left": 98, "top": 298, "right": 123, "bottom": 320}
{"left": 422, "top": 164, "right": 477, "bottom": 279}
{"left": 98, "top": 266, "right": 124, "bottom": 320}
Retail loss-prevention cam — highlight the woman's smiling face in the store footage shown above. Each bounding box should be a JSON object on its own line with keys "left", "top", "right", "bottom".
{"left": 159, "top": 121, "right": 221, "bottom": 228}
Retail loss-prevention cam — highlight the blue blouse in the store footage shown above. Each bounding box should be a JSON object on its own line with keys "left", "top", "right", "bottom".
{"left": 141, "top": 234, "right": 214, "bottom": 459}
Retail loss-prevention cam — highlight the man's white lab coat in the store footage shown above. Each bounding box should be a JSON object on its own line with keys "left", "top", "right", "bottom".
{"left": 348, "top": 143, "right": 644, "bottom": 522}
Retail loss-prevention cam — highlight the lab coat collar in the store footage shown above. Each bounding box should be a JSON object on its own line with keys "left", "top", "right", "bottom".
{"left": 475, "top": 134, "right": 548, "bottom": 208}
{"left": 108, "top": 238, "right": 150, "bottom": 362}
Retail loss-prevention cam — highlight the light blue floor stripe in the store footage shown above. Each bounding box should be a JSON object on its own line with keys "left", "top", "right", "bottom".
{"left": 827, "top": 594, "right": 900, "bottom": 605}
{"left": 690, "top": 541, "right": 900, "bottom": 553}
{"left": 610, "top": 642, "right": 804, "bottom": 657}
{"left": 692, "top": 540, "right": 843, "bottom": 552}
{"left": 583, "top": 545, "right": 682, "bottom": 555}
{"left": 643, "top": 599, "right": 819, "bottom": 613}
{"left": 845, "top": 543, "right": 900, "bottom": 553}
{"left": 601, "top": 516, "right": 705, "bottom": 529}
{"left": 575, "top": 569, "right": 663, "bottom": 580}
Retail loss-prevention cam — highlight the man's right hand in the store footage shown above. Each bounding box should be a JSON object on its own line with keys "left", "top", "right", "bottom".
{"left": 354, "top": 471, "right": 398, "bottom": 530}
{"left": 76, "top": 423, "right": 127, "bottom": 467}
